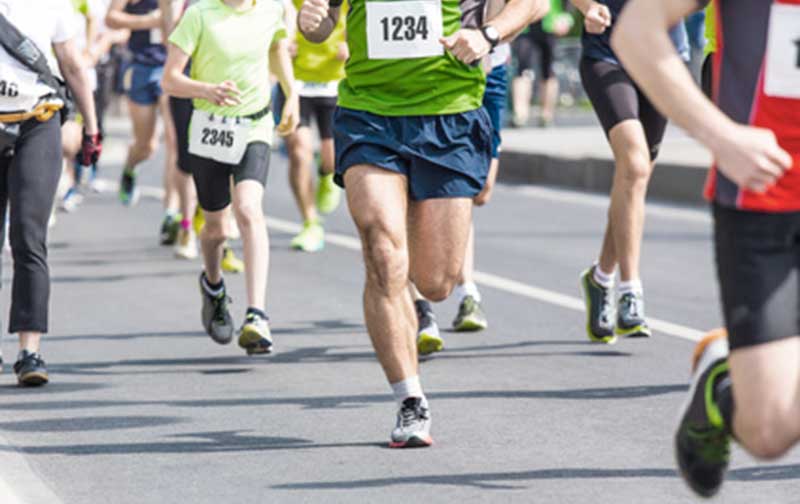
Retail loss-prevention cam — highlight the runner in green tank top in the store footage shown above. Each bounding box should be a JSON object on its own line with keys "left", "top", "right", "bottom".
{"left": 299, "top": 0, "right": 549, "bottom": 449}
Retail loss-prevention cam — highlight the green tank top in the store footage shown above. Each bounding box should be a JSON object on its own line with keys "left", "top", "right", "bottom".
{"left": 337, "top": 0, "right": 485, "bottom": 117}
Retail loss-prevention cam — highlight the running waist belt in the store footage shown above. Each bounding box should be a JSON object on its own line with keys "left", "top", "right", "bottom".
{"left": 242, "top": 105, "right": 271, "bottom": 121}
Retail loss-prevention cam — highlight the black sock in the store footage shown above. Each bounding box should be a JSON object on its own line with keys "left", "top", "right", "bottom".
{"left": 246, "top": 307, "right": 267, "bottom": 320}
{"left": 202, "top": 274, "right": 224, "bottom": 294}
{"left": 713, "top": 372, "right": 735, "bottom": 435}
{"left": 415, "top": 299, "right": 432, "bottom": 314}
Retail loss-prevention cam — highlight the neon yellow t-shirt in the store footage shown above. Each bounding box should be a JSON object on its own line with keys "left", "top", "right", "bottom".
{"left": 704, "top": 4, "right": 716, "bottom": 56}
{"left": 169, "top": 0, "right": 286, "bottom": 144}
{"left": 292, "top": 0, "right": 346, "bottom": 84}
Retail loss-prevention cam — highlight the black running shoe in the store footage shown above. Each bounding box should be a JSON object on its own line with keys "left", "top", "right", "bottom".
{"left": 580, "top": 266, "right": 616, "bottom": 344}
{"left": 119, "top": 170, "right": 139, "bottom": 206}
{"left": 13, "top": 350, "right": 49, "bottom": 387}
{"left": 160, "top": 214, "right": 181, "bottom": 246}
{"left": 199, "top": 274, "right": 234, "bottom": 344}
{"left": 675, "top": 329, "right": 731, "bottom": 498}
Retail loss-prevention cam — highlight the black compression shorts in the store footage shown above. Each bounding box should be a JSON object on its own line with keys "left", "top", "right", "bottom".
{"left": 579, "top": 57, "right": 667, "bottom": 161}
{"left": 169, "top": 96, "right": 193, "bottom": 174}
{"left": 190, "top": 142, "right": 270, "bottom": 212}
{"left": 513, "top": 23, "right": 555, "bottom": 80}
{"left": 714, "top": 204, "right": 800, "bottom": 351}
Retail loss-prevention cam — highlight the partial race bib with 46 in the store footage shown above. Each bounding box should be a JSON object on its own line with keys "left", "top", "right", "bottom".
{"left": 188, "top": 110, "right": 250, "bottom": 165}
{"left": 0, "top": 61, "right": 39, "bottom": 113}
{"left": 764, "top": 3, "right": 800, "bottom": 99}
{"left": 365, "top": 0, "right": 443, "bottom": 60}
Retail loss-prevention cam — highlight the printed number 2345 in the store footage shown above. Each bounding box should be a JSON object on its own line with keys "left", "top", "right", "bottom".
{"left": 380, "top": 15, "right": 429, "bottom": 42}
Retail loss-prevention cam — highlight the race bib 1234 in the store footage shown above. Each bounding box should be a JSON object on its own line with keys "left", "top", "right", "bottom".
{"left": 365, "top": 0, "right": 444, "bottom": 60}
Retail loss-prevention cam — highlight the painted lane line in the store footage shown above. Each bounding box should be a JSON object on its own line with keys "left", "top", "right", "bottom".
{"left": 99, "top": 179, "right": 704, "bottom": 342}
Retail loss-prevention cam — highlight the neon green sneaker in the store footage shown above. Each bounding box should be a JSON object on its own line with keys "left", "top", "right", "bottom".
{"left": 291, "top": 221, "right": 325, "bottom": 252}
{"left": 316, "top": 173, "right": 342, "bottom": 215}
{"left": 221, "top": 246, "right": 244, "bottom": 273}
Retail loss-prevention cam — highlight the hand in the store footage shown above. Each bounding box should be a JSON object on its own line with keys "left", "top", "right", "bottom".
{"left": 298, "top": 0, "right": 329, "bottom": 34}
{"left": 552, "top": 15, "right": 572, "bottom": 37}
{"left": 204, "top": 80, "right": 241, "bottom": 107}
{"left": 440, "top": 29, "right": 491, "bottom": 65}
{"left": 711, "top": 123, "right": 793, "bottom": 193}
{"left": 584, "top": 3, "right": 611, "bottom": 35}
{"left": 336, "top": 41, "right": 349, "bottom": 61}
{"left": 276, "top": 90, "right": 299, "bottom": 137}
{"left": 80, "top": 132, "right": 103, "bottom": 166}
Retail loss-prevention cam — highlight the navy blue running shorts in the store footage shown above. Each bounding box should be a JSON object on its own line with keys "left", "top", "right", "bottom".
{"left": 483, "top": 64, "right": 508, "bottom": 159}
{"left": 333, "top": 107, "right": 492, "bottom": 201}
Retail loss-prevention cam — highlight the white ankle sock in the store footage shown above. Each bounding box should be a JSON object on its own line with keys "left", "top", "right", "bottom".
{"left": 454, "top": 282, "right": 481, "bottom": 303}
{"left": 391, "top": 376, "right": 426, "bottom": 406}
{"left": 592, "top": 264, "right": 615, "bottom": 289}
{"left": 618, "top": 279, "right": 643, "bottom": 296}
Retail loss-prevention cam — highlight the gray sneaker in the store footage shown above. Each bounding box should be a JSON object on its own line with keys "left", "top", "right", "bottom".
{"left": 199, "top": 274, "right": 234, "bottom": 344}
{"left": 452, "top": 295, "right": 488, "bottom": 332}
{"left": 616, "top": 292, "right": 652, "bottom": 338}
{"left": 389, "top": 397, "right": 433, "bottom": 448}
{"left": 580, "top": 267, "right": 617, "bottom": 344}
{"left": 238, "top": 312, "right": 273, "bottom": 355}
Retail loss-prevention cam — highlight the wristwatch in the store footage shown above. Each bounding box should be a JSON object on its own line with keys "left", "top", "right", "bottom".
{"left": 480, "top": 25, "right": 500, "bottom": 49}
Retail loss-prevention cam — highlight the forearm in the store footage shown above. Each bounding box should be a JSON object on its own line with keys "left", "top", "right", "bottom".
{"left": 491, "top": 0, "right": 550, "bottom": 41}
{"left": 158, "top": 0, "right": 183, "bottom": 35}
{"left": 270, "top": 39, "right": 297, "bottom": 97}
{"left": 611, "top": 0, "right": 732, "bottom": 149}
{"left": 568, "top": 0, "right": 595, "bottom": 15}
{"left": 162, "top": 68, "right": 209, "bottom": 101}
{"left": 106, "top": 10, "right": 160, "bottom": 31}
{"left": 61, "top": 59, "right": 98, "bottom": 134}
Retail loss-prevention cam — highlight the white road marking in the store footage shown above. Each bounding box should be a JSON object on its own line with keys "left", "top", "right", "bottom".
{"left": 101, "top": 179, "right": 704, "bottom": 343}
{"left": 0, "top": 433, "right": 63, "bottom": 504}
{"left": 504, "top": 185, "right": 712, "bottom": 224}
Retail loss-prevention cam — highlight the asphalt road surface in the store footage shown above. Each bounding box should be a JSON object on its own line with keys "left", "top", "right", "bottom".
{"left": 0, "top": 120, "right": 798, "bottom": 503}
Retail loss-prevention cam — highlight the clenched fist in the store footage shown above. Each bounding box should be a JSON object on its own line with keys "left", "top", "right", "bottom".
{"left": 440, "top": 29, "right": 490, "bottom": 65}
{"left": 584, "top": 2, "right": 611, "bottom": 35}
{"left": 299, "top": 0, "right": 329, "bottom": 34}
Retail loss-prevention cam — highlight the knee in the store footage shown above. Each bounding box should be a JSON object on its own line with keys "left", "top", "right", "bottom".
{"left": 233, "top": 201, "right": 263, "bottom": 229}
{"left": 414, "top": 274, "right": 456, "bottom": 302}
{"left": 737, "top": 408, "right": 796, "bottom": 460}
{"left": 615, "top": 151, "right": 652, "bottom": 187}
{"left": 362, "top": 227, "right": 408, "bottom": 296}
{"left": 132, "top": 139, "right": 157, "bottom": 160}
{"left": 200, "top": 215, "right": 226, "bottom": 245}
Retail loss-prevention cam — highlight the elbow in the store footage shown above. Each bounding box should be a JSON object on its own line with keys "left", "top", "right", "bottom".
{"left": 161, "top": 73, "right": 177, "bottom": 96}
{"left": 105, "top": 14, "right": 122, "bottom": 30}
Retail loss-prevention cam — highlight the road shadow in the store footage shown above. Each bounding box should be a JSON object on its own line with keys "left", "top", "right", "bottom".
{"left": 0, "top": 415, "right": 184, "bottom": 433}
{"left": 272, "top": 464, "right": 800, "bottom": 491}
{"left": 0, "top": 384, "right": 686, "bottom": 412}
{"left": 0, "top": 430, "right": 382, "bottom": 456}
{"left": 0, "top": 382, "right": 109, "bottom": 395}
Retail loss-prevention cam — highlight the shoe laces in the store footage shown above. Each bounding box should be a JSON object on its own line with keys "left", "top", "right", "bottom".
{"left": 599, "top": 289, "right": 615, "bottom": 325}
{"left": 619, "top": 293, "right": 644, "bottom": 320}
{"left": 399, "top": 398, "right": 429, "bottom": 428}
{"left": 14, "top": 351, "right": 44, "bottom": 373}
{"left": 213, "top": 294, "right": 231, "bottom": 322}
